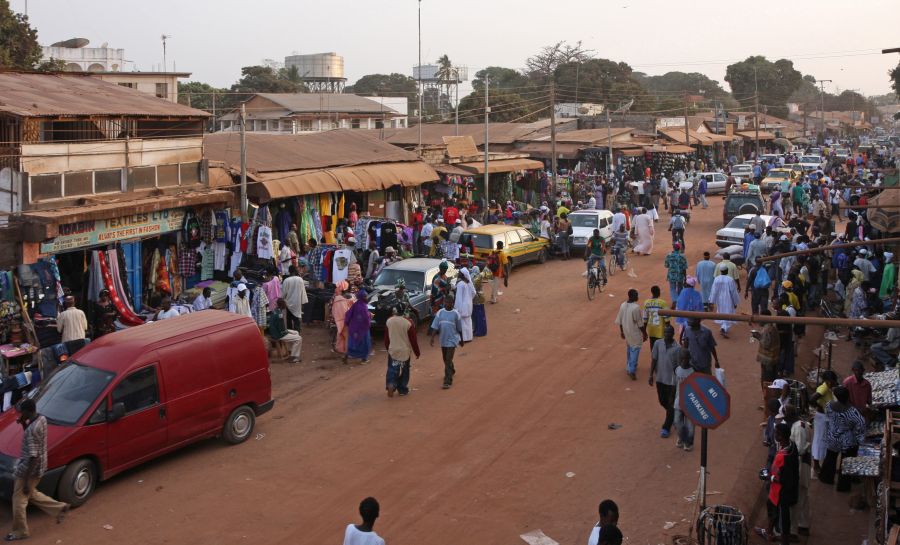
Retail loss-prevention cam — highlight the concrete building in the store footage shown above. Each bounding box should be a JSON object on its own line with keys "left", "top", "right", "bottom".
{"left": 218, "top": 93, "right": 408, "bottom": 133}
{"left": 88, "top": 71, "right": 190, "bottom": 103}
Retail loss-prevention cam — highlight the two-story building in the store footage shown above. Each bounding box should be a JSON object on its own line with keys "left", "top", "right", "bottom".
{"left": 217, "top": 93, "right": 408, "bottom": 133}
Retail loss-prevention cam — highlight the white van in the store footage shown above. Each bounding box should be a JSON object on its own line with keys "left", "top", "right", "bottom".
{"left": 567, "top": 209, "right": 614, "bottom": 249}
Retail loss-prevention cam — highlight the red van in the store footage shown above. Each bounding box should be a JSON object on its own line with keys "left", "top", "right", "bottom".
{"left": 0, "top": 310, "right": 273, "bottom": 506}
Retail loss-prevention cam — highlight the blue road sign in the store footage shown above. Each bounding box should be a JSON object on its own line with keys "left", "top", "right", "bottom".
{"left": 679, "top": 374, "right": 731, "bottom": 429}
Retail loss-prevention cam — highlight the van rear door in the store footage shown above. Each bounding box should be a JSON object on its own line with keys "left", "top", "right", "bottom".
{"left": 106, "top": 364, "right": 167, "bottom": 473}
{"left": 157, "top": 338, "right": 222, "bottom": 447}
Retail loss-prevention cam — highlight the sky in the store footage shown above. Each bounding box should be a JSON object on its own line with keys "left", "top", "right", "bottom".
{"left": 19, "top": 0, "right": 900, "bottom": 99}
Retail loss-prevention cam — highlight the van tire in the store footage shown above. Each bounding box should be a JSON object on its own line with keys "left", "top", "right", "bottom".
{"left": 57, "top": 458, "right": 97, "bottom": 507}
{"left": 223, "top": 406, "right": 255, "bottom": 444}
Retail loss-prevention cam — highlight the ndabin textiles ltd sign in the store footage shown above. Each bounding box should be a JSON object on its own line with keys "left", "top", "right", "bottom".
{"left": 41, "top": 208, "right": 186, "bottom": 253}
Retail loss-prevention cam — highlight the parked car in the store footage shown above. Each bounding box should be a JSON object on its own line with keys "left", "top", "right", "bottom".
{"left": 798, "top": 155, "right": 825, "bottom": 171}
{"left": 458, "top": 224, "right": 549, "bottom": 270}
{"left": 696, "top": 172, "right": 728, "bottom": 194}
{"left": 0, "top": 311, "right": 274, "bottom": 506}
{"left": 567, "top": 210, "right": 614, "bottom": 248}
{"left": 723, "top": 187, "right": 765, "bottom": 225}
{"left": 716, "top": 213, "right": 772, "bottom": 247}
{"left": 761, "top": 168, "right": 798, "bottom": 192}
{"left": 834, "top": 148, "right": 851, "bottom": 160}
{"left": 368, "top": 258, "right": 456, "bottom": 326}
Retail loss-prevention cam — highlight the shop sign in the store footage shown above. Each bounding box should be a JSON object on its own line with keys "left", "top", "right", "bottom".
{"left": 41, "top": 208, "right": 186, "bottom": 253}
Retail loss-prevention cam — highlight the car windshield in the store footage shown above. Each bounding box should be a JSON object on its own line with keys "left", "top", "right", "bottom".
{"left": 459, "top": 233, "right": 494, "bottom": 250}
{"left": 569, "top": 215, "right": 598, "bottom": 228}
{"left": 733, "top": 165, "right": 751, "bottom": 172}
{"left": 726, "top": 217, "right": 750, "bottom": 229}
{"left": 801, "top": 156, "right": 819, "bottom": 162}
{"left": 768, "top": 171, "right": 789, "bottom": 179}
{"left": 373, "top": 269, "right": 425, "bottom": 293}
{"left": 33, "top": 363, "right": 115, "bottom": 426}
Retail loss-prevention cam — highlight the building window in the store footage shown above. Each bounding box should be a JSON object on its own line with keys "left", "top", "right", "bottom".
{"left": 157, "top": 164, "right": 179, "bottom": 187}
{"left": 129, "top": 166, "right": 156, "bottom": 190}
{"left": 95, "top": 169, "right": 123, "bottom": 193}
{"left": 351, "top": 119, "right": 361, "bottom": 129}
{"left": 179, "top": 162, "right": 201, "bottom": 185}
{"left": 375, "top": 120, "right": 384, "bottom": 129}
{"left": 299, "top": 120, "right": 312, "bottom": 131}
{"left": 64, "top": 171, "right": 93, "bottom": 196}
{"left": 118, "top": 82, "right": 136, "bottom": 89}
{"left": 155, "top": 83, "right": 168, "bottom": 99}
{"left": 30, "top": 174, "right": 63, "bottom": 201}
{"left": 268, "top": 119, "right": 280, "bottom": 131}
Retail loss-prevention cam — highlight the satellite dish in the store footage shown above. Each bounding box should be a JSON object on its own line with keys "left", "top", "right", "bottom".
{"left": 614, "top": 99, "right": 634, "bottom": 114}
{"left": 50, "top": 38, "right": 89, "bottom": 48}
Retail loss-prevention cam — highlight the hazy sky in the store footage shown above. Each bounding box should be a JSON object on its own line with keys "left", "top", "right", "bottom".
{"left": 21, "top": 0, "right": 900, "bottom": 98}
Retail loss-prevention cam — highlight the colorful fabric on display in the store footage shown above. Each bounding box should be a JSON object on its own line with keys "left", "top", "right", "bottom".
{"left": 200, "top": 245, "right": 214, "bottom": 281}
{"left": 96, "top": 251, "right": 143, "bottom": 326}
{"left": 214, "top": 211, "right": 228, "bottom": 242}
{"left": 178, "top": 245, "right": 197, "bottom": 277}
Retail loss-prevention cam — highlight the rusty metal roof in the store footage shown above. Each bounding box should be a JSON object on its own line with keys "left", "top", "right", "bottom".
{"left": 204, "top": 129, "right": 423, "bottom": 173}
{"left": 0, "top": 72, "right": 211, "bottom": 118}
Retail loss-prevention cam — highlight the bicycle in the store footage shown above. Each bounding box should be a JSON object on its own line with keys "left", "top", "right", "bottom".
{"left": 607, "top": 245, "right": 628, "bottom": 276}
{"left": 587, "top": 259, "right": 607, "bottom": 300}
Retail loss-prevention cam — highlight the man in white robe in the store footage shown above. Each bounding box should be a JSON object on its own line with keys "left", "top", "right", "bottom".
{"left": 281, "top": 265, "right": 309, "bottom": 331}
{"left": 708, "top": 265, "right": 740, "bottom": 337}
{"left": 454, "top": 269, "right": 476, "bottom": 342}
{"left": 632, "top": 210, "right": 655, "bottom": 255}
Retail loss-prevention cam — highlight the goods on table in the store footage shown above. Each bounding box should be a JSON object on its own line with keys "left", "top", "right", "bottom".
{"left": 841, "top": 456, "right": 880, "bottom": 477}
{"left": 866, "top": 368, "right": 899, "bottom": 408}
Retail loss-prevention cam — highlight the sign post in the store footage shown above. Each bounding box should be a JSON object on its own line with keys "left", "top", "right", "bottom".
{"left": 679, "top": 373, "right": 731, "bottom": 509}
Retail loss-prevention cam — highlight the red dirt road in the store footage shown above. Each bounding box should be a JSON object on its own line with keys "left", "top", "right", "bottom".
{"left": 2, "top": 200, "right": 854, "bottom": 544}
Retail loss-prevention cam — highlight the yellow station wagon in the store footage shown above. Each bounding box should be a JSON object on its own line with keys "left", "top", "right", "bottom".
{"left": 458, "top": 224, "right": 549, "bottom": 271}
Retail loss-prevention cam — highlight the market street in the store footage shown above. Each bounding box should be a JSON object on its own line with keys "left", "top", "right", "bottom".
{"left": 0, "top": 199, "right": 863, "bottom": 544}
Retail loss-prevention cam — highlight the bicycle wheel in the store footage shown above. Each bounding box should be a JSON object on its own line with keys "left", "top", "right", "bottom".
{"left": 607, "top": 255, "right": 617, "bottom": 276}
{"left": 599, "top": 268, "right": 607, "bottom": 292}
{"left": 621, "top": 252, "right": 629, "bottom": 271}
{"left": 587, "top": 272, "right": 597, "bottom": 300}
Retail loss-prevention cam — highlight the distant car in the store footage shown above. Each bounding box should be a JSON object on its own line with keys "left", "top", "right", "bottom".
{"left": 696, "top": 172, "right": 728, "bottom": 194}
{"left": 723, "top": 187, "right": 765, "bottom": 225}
{"left": 458, "top": 224, "right": 549, "bottom": 269}
{"left": 761, "top": 168, "right": 798, "bottom": 192}
{"left": 567, "top": 209, "right": 614, "bottom": 248}
{"left": 716, "top": 213, "right": 773, "bottom": 247}
{"left": 782, "top": 163, "right": 805, "bottom": 175}
{"left": 834, "top": 148, "right": 851, "bottom": 160}
{"left": 798, "top": 155, "right": 825, "bottom": 171}
{"left": 806, "top": 147, "right": 822, "bottom": 156}
{"left": 760, "top": 154, "right": 782, "bottom": 164}
{"left": 730, "top": 164, "right": 754, "bottom": 181}
{"left": 368, "top": 258, "right": 457, "bottom": 326}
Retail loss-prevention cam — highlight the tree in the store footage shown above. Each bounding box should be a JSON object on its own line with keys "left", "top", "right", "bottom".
{"left": 635, "top": 71, "right": 737, "bottom": 108}
{"left": 553, "top": 59, "right": 650, "bottom": 110}
{"left": 230, "top": 65, "right": 306, "bottom": 96}
{"left": 891, "top": 61, "right": 900, "bottom": 101}
{"left": 178, "top": 81, "right": 234, "bottom": 112}
{"left": 525, "top": 40, "right": 593, "bottom": 80}
{"left": 0, "top": 0, "right": 62, "bottom": 71}
{"left": 456, "top": 87, "right": 543, "bottom": 124}
{"left": 345, "top": 73, "right": 418, "bottom": 113}
{"left": 470, "top": 66, "right": 531, "bottom": 92}
{"left": 724, "top": 56, "right": 803, "bottom": 118}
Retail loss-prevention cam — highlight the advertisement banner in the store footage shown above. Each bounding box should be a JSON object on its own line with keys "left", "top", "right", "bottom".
{"left": 41, "top": 208, "right": 186, "bottom": 254}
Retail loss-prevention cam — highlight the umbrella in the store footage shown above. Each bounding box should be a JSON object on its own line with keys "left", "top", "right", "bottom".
{"left": 867, "top": 189, "right": 900, "bottom": 233}
{"left": 792, "top": 137, "right": 811, "bottom": 145}
{"left": 772, "top": 138, "right": 793, "bottom": 150}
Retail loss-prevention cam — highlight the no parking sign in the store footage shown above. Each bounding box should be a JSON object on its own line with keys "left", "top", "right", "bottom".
{"left": 679, "top": 374, "right": 730, "bottom": 429}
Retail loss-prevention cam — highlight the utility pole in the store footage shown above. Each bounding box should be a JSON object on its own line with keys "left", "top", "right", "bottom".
{"left": 754, "top": 94, "right": 760, "bottom": 159}
{"left": 683, "top": 94, "right": 690, "bottom": 151}
{"left": 455, "top": 69, "right": 459, "bottom": 136}
{"left": 240, "top": 103, "right": 248, "bottom": 219}
{"left": 484, "top": 73, "right": 490, "bottom": 204}
{"left": 606, "top": 107, "right": 613, "bottom": 187}
{"left": 818, "top": 79, "right": 832, "bottom": 142}
{"left": 417, "top": 0, "right": 422, "bottom": 152}
{"left": 550, "top": 82, "right": 557, "bottom": 188}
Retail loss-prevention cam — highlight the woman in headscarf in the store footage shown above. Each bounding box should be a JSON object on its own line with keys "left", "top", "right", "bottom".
{"left": 343, "top": 289, "right": 372, "bottom": 364}
{"left": 430, "top": 261, "right": 451, "bottom": 313}
{"left": 471, "top": 266, "right": 488, "bottom": 337}
{"left": 454, "top": 268, "right": 476, "bottom": 342}
{"left": 675, "top": 277, "right": 704, "bottom": 335}
{"left": 330, "top": 281, "right": 354, "bottom": 355}
{"left": 632, "top": 207, "right": 655, "bottom": 256}
{"left": 848, "top": 280, "right": 870, "bottom": 319}
{"left": 843, "top": 269, "right": 863, "bottom": 315}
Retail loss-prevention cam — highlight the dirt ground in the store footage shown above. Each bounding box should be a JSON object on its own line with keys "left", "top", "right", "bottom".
{"left": 4, "top": 198, "right": 871, "bottom": 544}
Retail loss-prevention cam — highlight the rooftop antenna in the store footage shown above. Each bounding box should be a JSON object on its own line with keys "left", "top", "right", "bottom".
{"left": 161, "top": 34, "right": 171, "bottom": 72}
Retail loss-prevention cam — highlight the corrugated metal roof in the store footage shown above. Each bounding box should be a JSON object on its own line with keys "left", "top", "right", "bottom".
{"left": 256, "top": 93, "right": 401, "bottom": 115}
{"left": 523, "top": 127, "right": 635, "bottom": 144}
{"left": 0, "top": 72, "right": 211, "bottom": 118}
{"left": 455, "top": 158, "right": 544, "bottom": 174}
{"left": 204, "top": 130, "right": 422, "bottom": 172}
{"left": 248, "top": 162, "right": 438, "bottom": 201}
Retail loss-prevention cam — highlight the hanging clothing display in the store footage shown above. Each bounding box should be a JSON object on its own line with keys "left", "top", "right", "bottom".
{"left": 256, "top": 225, "right": 273, "bottom": 259}
{"left": 332, "top": 248, "right": 352, "bottom": 284}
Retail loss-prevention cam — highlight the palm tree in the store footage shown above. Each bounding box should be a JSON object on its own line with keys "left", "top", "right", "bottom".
{"left": 435, "top": 54, "right": 456, "bottom": 117}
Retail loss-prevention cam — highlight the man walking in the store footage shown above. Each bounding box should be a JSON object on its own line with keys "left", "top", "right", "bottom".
{"left": 642, "top": 285, "right": 668, "bottom": 351}
{"left": 615, "top": 289, "right": 647, "bottom": 381}
{"left": 430, "top": 296, "right": 464, "bottom": 390}
{"left": 665, "top": 243, "right": 688, "bottom": 302}
{"left": 487, "top": 241, "right": 509, "bottom": 302}
{"left": 6, "top": 399, "right": 69, "bottom": 541}
{"left": 673, "top": 350, "right": 696, "bottom": 451}
{"left": 342, "top": 497, "right": 385, "bottom": 545}
{"left": 56, "top": 296, "right": 87, "bottom": 343}
{"left": 695, "top": 252, "right": 716, "bottom": 311}
{"left": 384, "top": 307, "right": 420, "bottom": 397}
{"left": 650, "top": 326, "right": 680, "bottom": 439}
{"left": 682, "top": 318, "right": 720, "bottom": 374}
{"left": 708, "top": 265, "right": 740, "bottom": 338}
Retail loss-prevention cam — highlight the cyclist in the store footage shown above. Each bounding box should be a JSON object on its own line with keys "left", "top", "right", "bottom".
{"left": 669, "top": 209, "right": 687, "bottom": 251}
{"left": 612, "top": 224, "right": 630, "bottom": 269}
{"left": 585, "top": 228, "right": 607, "bottom": 276}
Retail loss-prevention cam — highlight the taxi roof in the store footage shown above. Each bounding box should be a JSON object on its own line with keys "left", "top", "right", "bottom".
{"left": 463, "top": 224, "right": 527, "bottom": 235}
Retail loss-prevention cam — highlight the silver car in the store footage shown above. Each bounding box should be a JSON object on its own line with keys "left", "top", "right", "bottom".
{"left": 368, "top": 258, "right": 457, "bottom": 326}
{"left": 715, "top": 214, "right": 772, "bottom": 248}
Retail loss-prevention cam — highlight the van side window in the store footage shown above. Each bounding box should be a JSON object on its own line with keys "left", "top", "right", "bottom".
{"left": 112, "top": 366, "right": 159, "bottom": 414}
{"left": 599, "top": 218, "right": 609, "bottom": 228}
{"left": 518, "top": 230, "right": 534, "bottom": 243}
{"left": 506, "top": 230, "right": 522, "bottom": 246}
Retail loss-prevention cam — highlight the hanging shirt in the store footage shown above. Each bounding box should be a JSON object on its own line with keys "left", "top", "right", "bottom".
{"left": 332, "top": 248, "right": 352, "bottom": 284}
{"left": 200, "top": 245, "right": 215, "bottom": 281}
{"left": 256, "top": 226, "right": 274, "bottom": 259}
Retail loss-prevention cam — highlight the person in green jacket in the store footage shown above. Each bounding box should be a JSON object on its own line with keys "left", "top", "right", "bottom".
{"left": 880, "top": 252, "right": 896, "bottom": 304}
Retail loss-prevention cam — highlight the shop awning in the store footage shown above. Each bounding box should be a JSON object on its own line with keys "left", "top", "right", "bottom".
{"left": 514, "top": 142, "right": 583, "bottom": 159}
{"left": 644, "top": 144, "right": 696, "bottom": 154}
{"left": 248, "top": 161, "right": 439, "bottom": 202}
{"left": 620, "top": 148, "right": 645, "bottom": 157}
{"left": 433, "top": 163, "right": 473, "bottom": 176}
{"left": 454, "top": 158, "right": 545, "bottom": 175}
{"left": 21, "top": 189, "right": 234, "bottom": 241}
{"left": 736, "top": 131, "right": 777, "bottom": 141}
